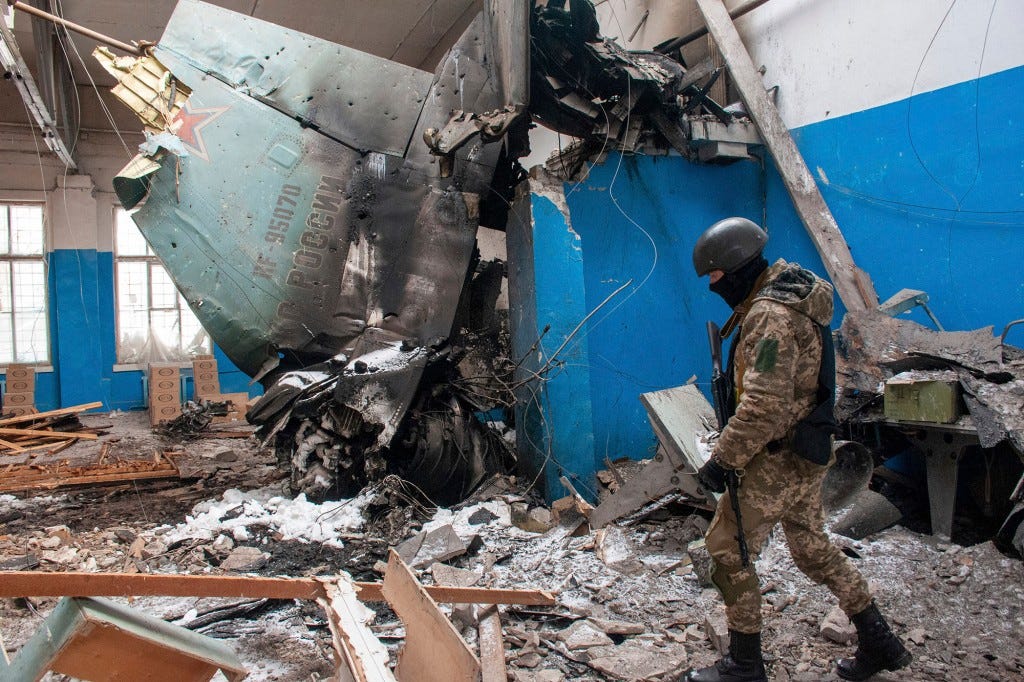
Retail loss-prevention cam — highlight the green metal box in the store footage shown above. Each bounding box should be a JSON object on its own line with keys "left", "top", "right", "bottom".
{"left": 883, "top": 377, "right": 961, "bottom": 424}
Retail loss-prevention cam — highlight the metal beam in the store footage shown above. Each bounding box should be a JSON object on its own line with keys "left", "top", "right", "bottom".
{"left": 695, "top": 0, "right": 877, "bottom": 312}
{"left": 0, "top": 6, "right": 76, "bottom": 168}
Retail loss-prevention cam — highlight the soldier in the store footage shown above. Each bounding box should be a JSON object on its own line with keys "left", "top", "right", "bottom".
{"left": 681, "top": 217, "right": 911, "bottom": 682}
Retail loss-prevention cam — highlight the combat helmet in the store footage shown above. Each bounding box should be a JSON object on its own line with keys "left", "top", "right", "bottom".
{"left": 692, "top": 217, "right": 768, "bottom": 276}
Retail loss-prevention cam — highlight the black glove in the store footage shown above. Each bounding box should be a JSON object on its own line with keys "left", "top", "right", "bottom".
{"left": 697, "top": 458, "right": 729, "bottom": 494}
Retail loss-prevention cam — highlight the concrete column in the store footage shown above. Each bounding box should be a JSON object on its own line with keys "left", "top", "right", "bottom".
{"left": 507, "top": 174, "right": 597, "bottom": 502}
{"left": 48, "top": 174, "right": 108, "bottom": 408}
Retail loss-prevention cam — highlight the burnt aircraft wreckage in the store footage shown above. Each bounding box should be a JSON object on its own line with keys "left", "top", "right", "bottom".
{"left": 91, "top": 0, "right": 734, "bottom": 503}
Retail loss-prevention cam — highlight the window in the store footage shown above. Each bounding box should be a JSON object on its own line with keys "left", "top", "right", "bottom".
{"left": 0, "top": 203, "right": 49, "bottom": 365}
{"left": 114, "top": 208, "right": 210, "bottom": 364}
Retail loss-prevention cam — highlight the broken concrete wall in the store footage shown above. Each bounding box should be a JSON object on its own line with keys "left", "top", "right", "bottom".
{"left": 507, "top": 153, "right": 762, "bottom": 501}
{"left": 541, "top": 0, "right": 1024, "bottom": 333}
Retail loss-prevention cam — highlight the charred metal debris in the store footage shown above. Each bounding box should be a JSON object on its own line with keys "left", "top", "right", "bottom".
{"left": 246, "top": 0, "right": 758, "bottom": 503}
{"left": 835, "top": 311, "right": 1024, "bottom": 552}
{"left": 93, "top": 0, "right": 755, "bottom": 505}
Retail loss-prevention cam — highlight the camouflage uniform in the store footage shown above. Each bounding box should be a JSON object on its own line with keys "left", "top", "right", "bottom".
{"left": 705, "top": 259, "right": 873, "bottom": 634}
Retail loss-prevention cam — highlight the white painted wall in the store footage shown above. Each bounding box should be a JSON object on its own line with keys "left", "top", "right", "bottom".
{"left": 593, "top": 0, "right": 1024, "bottom": 130}
{"left": 0, "top": 124, "right": 142, "bottom": 252}
{"left": 738, "top": 0, "right": 1024, "bottom": 129}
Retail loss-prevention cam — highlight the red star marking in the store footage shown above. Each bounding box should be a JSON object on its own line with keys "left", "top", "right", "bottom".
{"left": 171, "top": 100, "right": 229, "bottom": 162}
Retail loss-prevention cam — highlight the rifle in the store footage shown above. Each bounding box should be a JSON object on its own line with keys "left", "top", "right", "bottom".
{"left": 706, "top": 320, "right": 750, "bottom": 568}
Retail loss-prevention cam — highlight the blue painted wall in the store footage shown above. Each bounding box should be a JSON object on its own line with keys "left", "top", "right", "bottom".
{"left": 766, "top": 64, "right": 1024, "bottom": 331}
{"left": 508, "top": 191, "right": 598, "bottom": 500}
{"left": 514, "top": 66, "right": 1024, "bottom": 500}
{"left": 511, "top": 155, "right": 763, "bottom": 500}
{"left": 33, "top": 248, "right": 261, "bottom": 412}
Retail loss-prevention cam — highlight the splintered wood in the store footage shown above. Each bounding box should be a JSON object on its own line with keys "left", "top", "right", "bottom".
{"left": 0, "top": 451, "right": 181, "bottom": 493}
{"left": 0, "top": 401, "right": 103, "bottom": 456}
{"left": 382, "top": 550, "right": 481, "bottom": 682}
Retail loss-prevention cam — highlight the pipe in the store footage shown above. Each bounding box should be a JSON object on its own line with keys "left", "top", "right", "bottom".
{"left": 655, "top": 0, "right": 772, "bottom": 54}
{"left": 10, "top": 1, "right": 143, "bottom": 56}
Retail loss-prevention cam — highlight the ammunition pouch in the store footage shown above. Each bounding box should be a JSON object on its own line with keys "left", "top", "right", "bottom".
{"left": 791, "top": 402, "right": 838, "bottom": 465}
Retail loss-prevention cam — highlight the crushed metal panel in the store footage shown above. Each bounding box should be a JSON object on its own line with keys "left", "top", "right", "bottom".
{"left": 484, "top": 0, "right": 530, "bottom": 108}
{"left": 157, "top": 0, "right": 434, "bottom": 158}
{"left": 107, "top": 1, "right": 508, "bottom": 501}
{"left": 836, "top": 310, "right": 1002, "bottom": 412}
{"left": 94, "top": 46, "right": 191, "bottom": 130}
{"left": 589, "top": 385, "right": 715, "bottom": 529}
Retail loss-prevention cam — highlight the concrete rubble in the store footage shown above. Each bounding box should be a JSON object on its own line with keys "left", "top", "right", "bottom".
{"left": 0, "top": 411, "right": 1022, "bottom": 680}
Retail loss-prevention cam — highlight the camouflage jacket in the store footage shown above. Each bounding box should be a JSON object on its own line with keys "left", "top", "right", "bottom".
{"left": 714, "top": 259, "right": 834, "bottom": 470}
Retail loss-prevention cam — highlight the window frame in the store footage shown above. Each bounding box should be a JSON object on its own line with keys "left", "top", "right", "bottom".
{"left": 112, "top": 207, "right": 210, "bottom": 366}
{"left": 0, "top": 201, "right": 51, "bottom": 367}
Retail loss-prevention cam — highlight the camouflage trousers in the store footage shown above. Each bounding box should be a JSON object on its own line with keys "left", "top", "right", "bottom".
{"left": 704, "top": 446, "right": 873, "bottom": 634}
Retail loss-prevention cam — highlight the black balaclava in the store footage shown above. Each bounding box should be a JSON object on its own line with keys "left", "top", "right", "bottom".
{"left": 710, "top": 255, "right": 768, "bottom": 309}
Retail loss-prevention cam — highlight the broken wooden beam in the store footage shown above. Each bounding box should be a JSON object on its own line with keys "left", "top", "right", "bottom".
{"left": 0, "top": 458, "right": 182, "bottom": 493}
{"left": 694, "top": 0, "right": 877, "bottom": 312}
{"left": 0, "top": 427, "right": 98, "bottom": 440}
{"left": 478, "top": 605, "right": 507, "bottom": 682}
{"left": 0, "top": 402, "right": 103, "bottom": 427}
{"left": 382, "top": 549, "right": 480, "bottom": 682}
{"left": 317, "top": 578, "right": 397, "bottom": 682}
{"left": 0, "top": 571, "right": 557, "bottom": 606}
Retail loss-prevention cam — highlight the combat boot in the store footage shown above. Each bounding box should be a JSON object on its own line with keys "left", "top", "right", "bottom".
{"left": 681, "top": 630, "right": 767, "bottom": 682}
{"left": 836, "top": 602, "right": 912, "bottom": 680}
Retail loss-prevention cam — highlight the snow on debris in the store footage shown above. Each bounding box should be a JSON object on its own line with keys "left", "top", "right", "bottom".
{"left": 161, "top": 484, "right": 372, "bottom": 548}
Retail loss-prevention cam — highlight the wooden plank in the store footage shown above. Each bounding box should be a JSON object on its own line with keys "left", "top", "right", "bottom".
{"left": 354, "top": 582, "right": 555, "bottom": 606}
{"left": 0, "top": 427, "right": 97, "bottom": 440}
{"left": 0, "top": 402, "right": 103, "bottom": 426}
{"left": 317, "top": 578, "right": 397, "bottom": 682}
{"left": 0, "top": 572, "right": 329, "bottom": 601}
{"left": 382, "top": 549, "right": 480, "bottom": 682}
{"left": 0, "top": 438, "right": 26, "bottom": 452}
{"left": 3, "top": 439, "right": 78, "bottom": 455}
{"left": 694, "top": 0, "right": 877, "bottom": 312}
{"left": 0, "top": 466, "right": 180, "bottom": 493}
{"left": 0, "top": 572, "right": 557, "bottom": 606}
{"left": 478, "top": 605, "right": 507, "bottom": 682}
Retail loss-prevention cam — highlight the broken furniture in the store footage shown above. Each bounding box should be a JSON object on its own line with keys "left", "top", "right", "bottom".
{"left": 0, "top": 450, "right": 183, "bottom": 493}
{"left": 1, "top": 568, "right": 555, "bottom": 681}
{"left": 1, "top": 596, "right": 247, "bottom": 681}
{"left": 589, "top": 384, "right": 715, "bottom": 529}
{"left": 879, "top": 374, "right": 978, "bottom": 538}
{"left": 879, "top": 416, "right": 980, "bottom": 541}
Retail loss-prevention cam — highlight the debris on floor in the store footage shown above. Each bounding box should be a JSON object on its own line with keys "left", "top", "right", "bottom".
{"left": 1, "top": 410, "right": 1022, "bottom": 681}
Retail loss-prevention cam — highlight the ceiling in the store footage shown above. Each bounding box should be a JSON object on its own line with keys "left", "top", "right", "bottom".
{"left": 2, "top": 0, "right": 481, "bottom": 130}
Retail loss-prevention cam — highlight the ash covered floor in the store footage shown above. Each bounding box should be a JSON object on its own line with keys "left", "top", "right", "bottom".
{"left": 1, "top": 412, "right": 1022, "bottom": 681}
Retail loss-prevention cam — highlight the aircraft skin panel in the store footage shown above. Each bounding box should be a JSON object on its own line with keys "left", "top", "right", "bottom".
{"left": 118, "top": 8, "right": 504, "bottom": 384}
{"left": 158, "top": 0, "right": 434, "bottom": 158}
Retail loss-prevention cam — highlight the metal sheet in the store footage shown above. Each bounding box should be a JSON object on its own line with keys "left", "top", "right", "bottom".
{"left": 157, "top": 0, "right": 433, "bottom": 157}
{"left": 484, "top": 0, "right": 530, "bottom": 108}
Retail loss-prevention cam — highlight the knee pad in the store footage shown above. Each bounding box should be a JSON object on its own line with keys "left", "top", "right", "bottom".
{"left": 710, "top": 559, "right": 759, "bottom": 606}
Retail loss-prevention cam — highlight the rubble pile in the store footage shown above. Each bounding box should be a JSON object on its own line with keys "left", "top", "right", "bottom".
{"left": 1, "top": 419, "right": 1021, "bottom": 681}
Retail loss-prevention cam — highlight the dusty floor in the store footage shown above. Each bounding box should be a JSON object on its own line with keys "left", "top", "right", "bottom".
{"left": 1, "top": 411, "right": 1022, "bottom": 681}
